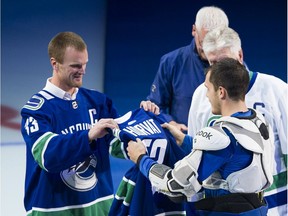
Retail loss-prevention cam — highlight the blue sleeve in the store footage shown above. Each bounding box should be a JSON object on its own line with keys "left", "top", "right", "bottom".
{"left": 21, "top": 109, "right": 94, "bottom": 173}
{"left": 138, "top": 155, "right": 157, "bottom": 178}
{"left": 147, "top": 55, "right": 174, "bottom": 121}
{"left": 181, "top": 135, "right": 193, "bottom": 153}
{"left": 197, "top": 147, "right": 232, "bottom": 181}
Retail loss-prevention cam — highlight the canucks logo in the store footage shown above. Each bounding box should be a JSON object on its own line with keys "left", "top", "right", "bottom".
{"left": 60, "top": 155, "right": 98, "bottom": 191}
{"left": 23, "top": 95, "right": 45, "bottom": 111}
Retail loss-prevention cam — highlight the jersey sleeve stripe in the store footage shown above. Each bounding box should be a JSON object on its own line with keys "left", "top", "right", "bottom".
{"left": 32, "top": 132, "right": 58, "bottom": 171}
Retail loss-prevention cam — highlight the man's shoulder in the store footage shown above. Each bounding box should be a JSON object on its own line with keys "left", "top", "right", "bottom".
{"left": 161, "top": 41, "right": 194, "bottom": 61}
{"left": 78, "top": 88, "right": 114, "bottom": 107}
{"left": 21, "top": 91, "right": 52, "bottom": 113}
{"left": 79, "top": 87, "right": 107, "bottom": 98}
{"left": 256, "top": 72, "right": 287, "bottom": 85}
{"left": 251, "top": 72, "right": 287, "bottom": 95}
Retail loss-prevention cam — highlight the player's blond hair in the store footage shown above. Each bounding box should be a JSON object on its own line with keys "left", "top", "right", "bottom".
{"left": 48, "top": 32, "right": 87, "bottom": 63}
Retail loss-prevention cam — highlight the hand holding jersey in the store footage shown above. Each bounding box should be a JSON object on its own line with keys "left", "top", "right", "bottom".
{"left": 127, "top": 138, "right": 146, "bottom": 163}
{"left": 161, "top": 122, "right": 185, "bottom": 146}
{"left": 88, "top": 118, "right": 118, "bottom": 142}
{"left": 140, "top": 100, "right": 160, "bottom": 115}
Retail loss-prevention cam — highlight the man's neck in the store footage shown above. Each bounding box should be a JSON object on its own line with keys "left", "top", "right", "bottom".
{"left": 221, "top": 101, "right": 248, "bottom": 117}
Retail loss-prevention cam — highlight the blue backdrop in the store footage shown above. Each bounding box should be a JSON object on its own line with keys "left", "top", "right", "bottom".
{"left": 105, "top": 0, "right": 287, "bottom": 115}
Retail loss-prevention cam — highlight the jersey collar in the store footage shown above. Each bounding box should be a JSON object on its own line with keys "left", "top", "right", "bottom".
{"left": 43, "top": 78, "right": 79, "bottom": 100}
{"left": 247, "top": 71, "right": 258, "bottom": 93}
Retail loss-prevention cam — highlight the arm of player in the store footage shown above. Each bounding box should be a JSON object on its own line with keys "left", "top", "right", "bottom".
{"left": 127, "top": 139, "right": 182, "bottom": 198}
{"left": 169, "top": 120, "right": 188, "bottom": 133}
{"left": 161, "top": 122, "right": 185, "bottom": 145}
{"left": 127, "top": 139, "right": 201, "bottom": 200}
{"left": 162, "top": 122, "right": 192, "bottom": 153}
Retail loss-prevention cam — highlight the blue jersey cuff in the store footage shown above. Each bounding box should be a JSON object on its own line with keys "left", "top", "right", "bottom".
{"left": 181, "top": 135, "right": 193, "bottom": 153}
{"left": 139, "top": 155, "right": 157, "bottom": 178}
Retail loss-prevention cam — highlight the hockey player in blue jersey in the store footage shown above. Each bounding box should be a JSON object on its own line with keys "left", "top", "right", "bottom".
{"left": 108, "top": 108, "right": 187, "bottom": 216}
{"left": 21, "top": 32, "right": 157, "bottom": 216}
{"left": 188, "top": 27, "right": 287, "bottom": 216}
{"left": 21, "top": 32, "right": 120, "bottom": 216}
{"left": 147, "top": 6, "right": 228, "bottom": 131}
{"left": 127, "top": 58, "right": 274, "bottom": 216}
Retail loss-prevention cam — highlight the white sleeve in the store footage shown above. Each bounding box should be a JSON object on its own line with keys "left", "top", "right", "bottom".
{"left": 188, "top": 83, "right": 211, "bottom": 137}
{"left": 275, "top": 81, "right": 288, "bottom": 156}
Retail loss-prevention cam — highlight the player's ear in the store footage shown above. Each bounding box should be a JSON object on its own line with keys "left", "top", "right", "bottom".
{"left": 51, "top": 58, "right": 58, "bottom": 71}
{"left": 218, "top": 86, "right": 226, "bottom": 100}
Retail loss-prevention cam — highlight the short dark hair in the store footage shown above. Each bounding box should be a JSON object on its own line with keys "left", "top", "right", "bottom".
{"left": 206, "top": 58, "right": 249, "bottom": 101}
{"left": 48, "top": 32, "right": 87, "bottom": 63}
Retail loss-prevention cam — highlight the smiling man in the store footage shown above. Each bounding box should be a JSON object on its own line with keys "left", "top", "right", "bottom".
{"left": 21, "top": 32, "right": 120, "bottom": 216}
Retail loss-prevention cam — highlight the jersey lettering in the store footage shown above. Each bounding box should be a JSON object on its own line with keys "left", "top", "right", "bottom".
{"left": 61, "top": 123, "right": 91, "bottom": 134}
{"left": 89, "top": 108, "right": 98, "bottom": 126}
{"left": 123, "top": 119, "right": 161, "bottom": 136}
{"left": 253, "top": 102, "right": 265, "bottom": 117}
{"left": 142, "top": 138, "right": 167, "bottom": 164}
{"left": 24, "top": 117, "right": 39, "bottom": 135}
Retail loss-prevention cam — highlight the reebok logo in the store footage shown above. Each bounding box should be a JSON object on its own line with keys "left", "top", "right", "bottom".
{"left": 196, "top": 130, "right": 213, "bottom": 140}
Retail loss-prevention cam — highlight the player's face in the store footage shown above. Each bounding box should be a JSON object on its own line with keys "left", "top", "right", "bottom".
{"left": 55, "top": 47, "right": 88, "bottom": 92}
{"left": 192, "top": 25, "right": 208, "bottom": 60}
{"left": 205, "top": 70, "right": 221, "bottom": 115}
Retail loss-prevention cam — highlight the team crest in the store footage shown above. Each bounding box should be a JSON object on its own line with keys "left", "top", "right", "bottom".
{"left": 60, "top": 155, "right": 98, "bottom": 191}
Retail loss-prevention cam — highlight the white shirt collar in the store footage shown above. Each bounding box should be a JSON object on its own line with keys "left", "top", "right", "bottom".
{"left": 43, "top": 78, "right": 78, "bottom": 100}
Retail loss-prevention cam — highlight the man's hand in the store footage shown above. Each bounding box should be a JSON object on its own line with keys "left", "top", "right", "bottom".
{"left": 162, "top": 122, "right": 185, "bottom": 146}
{"left": 127, "top": 138, "right": 146, "bottom": 163}
{"left": 169, "top": 120, "right": 188, "bottom": 133}
{"left": 88, "top": 118, "right": 118, "bottom": 142}
{"left": 140, "top": 100, "right": 160, "bottom": 115}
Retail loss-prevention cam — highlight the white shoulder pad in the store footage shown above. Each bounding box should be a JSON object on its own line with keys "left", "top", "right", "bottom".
{"left": 216, "top": 116, "right": 259, "bottom": 133}
{"left": 216, "top": 116, "right": 264, "bottom": 153}
{"left": 193, "top": 126, "right": 230, "bottom": 151}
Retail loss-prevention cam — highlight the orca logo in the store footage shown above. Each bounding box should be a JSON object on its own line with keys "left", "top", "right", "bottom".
{"left": 196, "top": 130, "right": 213, "bottom": 140}
{"left": 60, "top": 155, "right": 98, "bottom": 191}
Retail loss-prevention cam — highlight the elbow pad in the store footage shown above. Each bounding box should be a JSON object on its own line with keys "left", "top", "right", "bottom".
{"left": 148, "top": 164, "right": 185, "bottom": 202}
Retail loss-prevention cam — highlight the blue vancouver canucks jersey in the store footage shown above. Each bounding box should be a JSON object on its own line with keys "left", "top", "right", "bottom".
{"left": 21, "top": 88, "right": 118, "bottom": 216}
{"left": 109, "top": 108, "right": 186, "bottom": 216}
